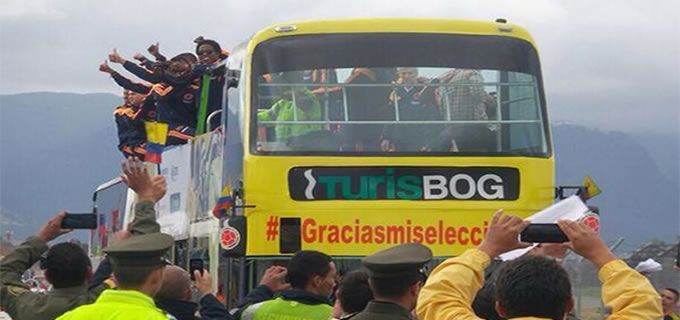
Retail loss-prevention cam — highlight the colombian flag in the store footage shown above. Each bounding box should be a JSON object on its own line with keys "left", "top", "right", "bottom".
{"left": 144, "top": 121, "right": 168, "bottom": 164}
{"left": 212, "top": 185, "right": 233, "bottom": 218}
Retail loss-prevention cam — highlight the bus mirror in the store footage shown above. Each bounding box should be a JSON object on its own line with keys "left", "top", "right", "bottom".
{"left": 221, "top": 216, "right": 247, "bottom": 257}
{"left": 555, "top": 176, "right": 601, "bottom": 201}
{"left": 582, "top": 176, "right": 601, "bottom": 200}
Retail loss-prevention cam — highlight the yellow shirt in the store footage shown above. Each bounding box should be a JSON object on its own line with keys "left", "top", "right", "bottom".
{"left": 56, "top": 289, "right": 174, "bottom": 320}
{"left": 416, "top": 249, "right": 663, "bottom": 320}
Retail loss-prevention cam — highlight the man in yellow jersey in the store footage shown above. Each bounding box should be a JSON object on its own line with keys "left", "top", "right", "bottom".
{"left": 417, "top": 210, "right": 663, "bottom": 320}
{"left": 57, "top": 233, "right": 176, "bottom": 320}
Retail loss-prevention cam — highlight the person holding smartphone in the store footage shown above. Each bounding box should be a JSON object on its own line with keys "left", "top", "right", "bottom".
{"left": 0, "top": 157, "right": 167, "bottom": 320}
{"left": 417, "top": 210, "right": 663, "bottom": 320}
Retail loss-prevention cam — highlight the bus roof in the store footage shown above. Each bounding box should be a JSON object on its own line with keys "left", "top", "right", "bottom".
{"left": 249, "top": 18, "right": 537, "bottom": 53}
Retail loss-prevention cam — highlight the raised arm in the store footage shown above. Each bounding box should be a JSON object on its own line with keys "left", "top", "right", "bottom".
{"left": 122, "top": 60, "right": 162, "bottom": 84}
{"left": 111, "top": 72, "right": 151, "bottom": 95}
{"left": 109, "top": 48, "right": 162, "bottom": 84}
{"left": 417, "top": 210, "right": 529, "bottom": 320}
{"left": 194, "top": 270, "right": 232, "bottom": 320}
{"left": 100, "top": 60, "right": 150, "bottom": 94}
{"left": 0, "top": 213, "right": 71, "bottom": 316}
{"left": 558, "top": 220, "right": 663, "bottom": 319}
{"left": 148, "top": 42, "right": 167, "bottom": 62}
{"left": 120, "top": 157, "right": 167, "bottom": 235}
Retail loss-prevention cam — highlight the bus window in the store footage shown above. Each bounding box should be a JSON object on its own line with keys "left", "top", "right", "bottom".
{"left": 174, "top": 239, "right": 189, "bottom": 269}
{"left": 255, "top": 68, "right": 545, "bottom": 155}
{"left": 251, "top": 33, "right": 549, "bottom": 157}
{"left": 91, "top": 178, "right": 128, "bottom": 256}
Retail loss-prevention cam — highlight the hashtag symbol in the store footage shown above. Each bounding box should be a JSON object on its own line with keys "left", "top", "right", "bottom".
{"left": 266, "top": 216, "right": 279, "bottom": 241}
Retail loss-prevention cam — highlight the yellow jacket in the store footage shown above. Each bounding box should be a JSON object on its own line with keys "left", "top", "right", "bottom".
{"left": 56, "top": 289, "right": 175, "bottom": 320}
{"left": 416, "top": 249, "right": 662, "bottom": 320}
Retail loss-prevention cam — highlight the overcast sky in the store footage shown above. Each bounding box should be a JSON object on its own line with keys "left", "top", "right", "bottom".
{"left": 0, "top": 0, "right": 678, "bottom": 134}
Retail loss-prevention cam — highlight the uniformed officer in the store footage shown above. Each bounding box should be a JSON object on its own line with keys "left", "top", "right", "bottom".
{"left": 352, "top": 243, "right": 433, "bottom": 320}
{"left": 0, "top": 157, "right": 167, "bottom": 320}
{"left": 57, "top": 233, "right": 176, "bottom": 320}
{"left": 0, "top": 212, "right": 112, "bottom": 320}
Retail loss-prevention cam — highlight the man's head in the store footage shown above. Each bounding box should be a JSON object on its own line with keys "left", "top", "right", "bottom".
{"left": 105, "top": 233, "right": 174, "bottom": 297}
{"left": 127, "top": 91, "right": 146, "bottom": 108}
{"left": 336, "top": 270, "right": 373, "bottom": 314}
{"left": 363, "top": 243, "right": 432, "bottom": 310}
{"left": 286, "top": 250, "right": 336, "bottom": 297}
{"left": 195, "top": 39, "right": 222, "bottom": 64}
{"left": 396, "top": 67, "right": 418, "bottom": 84}
{"left": 168, "top": 53, "right": 197, "bottom": 77}
{"left": 661, "top": 288, "right": 679, "bottom": 313}
{"left": 123, "top": 89, "right": 132, "bottom": 105}
{"left": 156, "top": 265, "right": 192, "bottom": 302}
{"left": 495, "top": 255, "right": 573, "bottom": 319}
{"left": 368, "top": 272, "right": 422, "bottom": 307}
{"left": 41, "top": 242, "right": 92, "bottom": 288}
{"left": 113, "top": 264, "right": 166, "bottom": 296}
{"left": 472, "top": 276, "right": 503, "bottom": 320}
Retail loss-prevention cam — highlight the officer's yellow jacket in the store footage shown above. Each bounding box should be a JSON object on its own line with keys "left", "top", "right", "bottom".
{"left": 56, "top": 289, "right": 175, "bottom": 320}
{"left": 416, "top": 249, "right": 663, "bottom": 320}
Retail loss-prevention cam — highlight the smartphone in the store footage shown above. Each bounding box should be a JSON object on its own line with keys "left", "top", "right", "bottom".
{"left": 520, "top": 223, "right": 568, "bottom": 243}
{"left": 61, "top": 213, "right": 97, "bottom": 229}
{"left": 189, "top": 259, "right": 204, "bottom": 280}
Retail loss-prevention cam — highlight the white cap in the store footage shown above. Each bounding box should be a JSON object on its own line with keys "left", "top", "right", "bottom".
{"left": 634, "top": 258, "right": 663, "bottom": 274}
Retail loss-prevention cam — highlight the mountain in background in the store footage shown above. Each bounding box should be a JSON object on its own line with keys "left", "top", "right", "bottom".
{"left": 0, "top": 92, "right": 678, "bottom": 247}
{"left": 553, "top": 125, "right": 678, "bottom": 246}
{"left": 0, "top": 92, "right": 121, "bottom": 240}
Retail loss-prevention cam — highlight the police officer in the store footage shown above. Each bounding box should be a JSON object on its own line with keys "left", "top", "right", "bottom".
{"left": 0, "top": 157, "right": 165, "bottom": 320}
{"left": 57, "top": 233, "right": 176, "bottom": 320}
{"left": 0, "top": 212, "right": 112, "bottom": 320}
{"left": 352, "top": 243, "right": 432, "bottom": 320}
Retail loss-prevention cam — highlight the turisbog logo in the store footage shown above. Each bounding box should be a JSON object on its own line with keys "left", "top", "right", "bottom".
{"left": 288, "top": 167, "right": 519, "bottom": 201}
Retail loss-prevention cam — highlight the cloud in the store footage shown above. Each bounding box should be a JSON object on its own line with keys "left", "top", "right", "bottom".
{"left": 0, "top": 0, "right": 678, "bottom": 134}
{"left": 0, "top": 0, "right": 67, "bottom": 20}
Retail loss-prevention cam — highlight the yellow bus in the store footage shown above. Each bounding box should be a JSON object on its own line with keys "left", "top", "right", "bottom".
{"left": 215, "top": 17, "right": 553, "bottom": 302}
{"left": 92, "top": 18, "right": 558, "bottom": 306}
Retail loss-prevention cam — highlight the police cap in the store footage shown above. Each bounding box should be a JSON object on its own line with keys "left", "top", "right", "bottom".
{"left": 104, "top": 233, "right": 174, "bottom": 267}
{"left": 362, "top": 243, "right": 432, "bottom": 279}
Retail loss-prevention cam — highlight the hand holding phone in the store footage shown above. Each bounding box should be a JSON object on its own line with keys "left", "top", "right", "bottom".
{"left": 520, "top": 224, "right": 568, "bottom": 243}
{"left": 189, "top": 259, "right": 204, "bottom": 281}
{"left": 61, "top": 213, "right": 98, "bottom": 229}
{"left": 37, "top": 212, "right": 73, "bottom": 242}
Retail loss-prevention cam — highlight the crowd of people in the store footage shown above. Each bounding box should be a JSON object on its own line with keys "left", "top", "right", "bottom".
{"left": 99, "top": 37, "right": 228, "bottom": 160}
{"left": 99, "top": 34, "right": 501, "bottom": 157}
{"left": 255, "top": 67, "right": 499, "bottom": 153}
{"left": 0, "top": 159, "right": 675, "bottom": 320}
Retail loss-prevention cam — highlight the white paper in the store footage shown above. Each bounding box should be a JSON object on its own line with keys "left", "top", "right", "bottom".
{"left": 499, "top": 195, "right": 589, "bottom": 261}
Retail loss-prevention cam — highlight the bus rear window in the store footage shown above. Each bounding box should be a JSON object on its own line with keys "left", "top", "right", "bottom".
{"left": 251, "top": 34, "right": 549, "bottom": 157}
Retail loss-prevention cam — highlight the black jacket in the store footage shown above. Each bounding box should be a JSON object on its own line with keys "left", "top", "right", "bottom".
{"left": 156, "top": 294, "right": 231, "bottom": 320}
{"left": 351, "top": 301, "right": 412, "bottom": 320}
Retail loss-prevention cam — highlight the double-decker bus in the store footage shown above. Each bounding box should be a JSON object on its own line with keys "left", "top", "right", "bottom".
{"left": 92, "top": 18, "right": 562, "bottom": 306}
